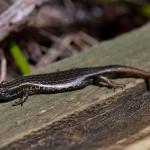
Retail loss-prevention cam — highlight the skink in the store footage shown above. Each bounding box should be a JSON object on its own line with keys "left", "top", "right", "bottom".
{"left": 0, "top": 65, "right": 150, "bottom": 106}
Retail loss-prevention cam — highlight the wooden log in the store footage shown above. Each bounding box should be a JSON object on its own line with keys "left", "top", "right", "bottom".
{"left": 0, "top": 23, "right": 150, "bottom": 149}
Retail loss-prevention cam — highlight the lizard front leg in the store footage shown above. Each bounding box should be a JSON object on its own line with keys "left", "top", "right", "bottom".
{"left": 12, "top": 92, "right": 29, "bottom": 106}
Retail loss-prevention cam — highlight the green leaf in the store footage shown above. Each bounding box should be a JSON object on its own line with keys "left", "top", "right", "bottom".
{"left": 9, "top": 40, "right": 32, "bottom": 75}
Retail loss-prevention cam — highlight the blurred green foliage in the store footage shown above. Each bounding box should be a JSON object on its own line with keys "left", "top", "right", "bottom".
{"left": 139, "top": 4, "right": 150, "bottom": 17}
{"left": 10, "top": 41, "right": 32, "bottom": 75}
{"left": 99, "top": 0, "right": 150, "bottom": 17}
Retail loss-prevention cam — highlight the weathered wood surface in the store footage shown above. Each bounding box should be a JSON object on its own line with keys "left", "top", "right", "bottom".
{"left": 0, "top": 23, "right": 150, "bottom": 149}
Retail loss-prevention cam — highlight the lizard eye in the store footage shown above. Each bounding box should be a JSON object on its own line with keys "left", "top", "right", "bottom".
{"left": 0, "top": 81, "right": 7, "bottom": 84}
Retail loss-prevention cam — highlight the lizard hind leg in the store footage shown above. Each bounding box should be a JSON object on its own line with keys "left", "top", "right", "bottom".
{"left": 93, "top": 75, "right": 125, "bottom": 90}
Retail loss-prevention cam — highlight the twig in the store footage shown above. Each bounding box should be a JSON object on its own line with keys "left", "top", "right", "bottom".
{"left": 0, "top": 0, "right": 49, "bottom": 42}
{"left": 0, "top": 49, "right": 7, "bottom": 81}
